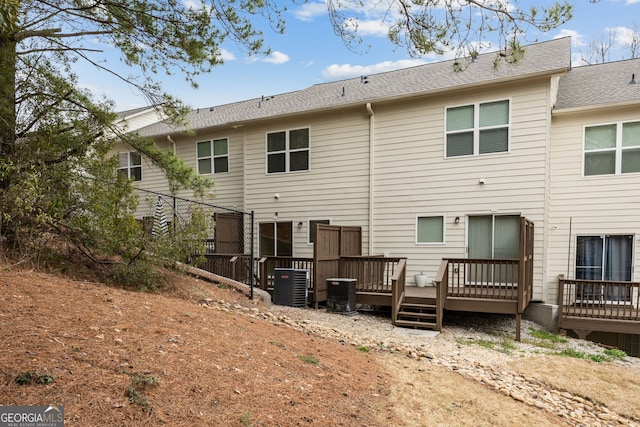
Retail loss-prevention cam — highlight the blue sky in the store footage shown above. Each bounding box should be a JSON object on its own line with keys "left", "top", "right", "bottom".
{"left": 76, "top": 0, "right": 640, "bottom": 112}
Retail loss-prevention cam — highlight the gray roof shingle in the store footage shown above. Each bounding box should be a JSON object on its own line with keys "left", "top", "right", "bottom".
{"left": 555, "top": 58, "right": 640, "bottom": 111}
{"left": 136, "top": 37, "right": 572, "bottom": 137}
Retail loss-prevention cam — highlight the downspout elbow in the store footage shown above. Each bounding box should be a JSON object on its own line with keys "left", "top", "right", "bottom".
{"left": 167, "top": 135, "right": 176, "bottom": 154}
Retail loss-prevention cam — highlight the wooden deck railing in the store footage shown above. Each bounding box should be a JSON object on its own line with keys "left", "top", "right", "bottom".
{"left": 391, "top": 259, "right": 406, "bottom": 326}
{"left": 558, "top": 275, "right": 640, "bottom": 321}
{"left": 435, "top": 255, "right": 534, "bottom": 340}
{"left": 258, "top": 256, "right": 315, "bottom": 292}
{"left": 339, "top": 256, "right": 405, "bottom": 293}
{"left": 199, "top": 254, "right": 256, "bottom": 284}
{"left": 434, "top": 259, "right": 449, "bottom": 331}
{"left": 445, "top": 258, "right": 521, "bottom": 299}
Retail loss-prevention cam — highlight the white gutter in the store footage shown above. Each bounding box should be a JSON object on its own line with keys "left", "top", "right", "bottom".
{"left": 366, "top": 103, "right": 374, "bottom": 256}
{"left": 552, "top": 99, "right": 640, "bottom": 116}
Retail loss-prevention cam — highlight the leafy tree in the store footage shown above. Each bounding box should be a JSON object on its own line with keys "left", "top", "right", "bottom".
{"left": 327, "top": 0, "right": 573, "bottom": 61}
{"left": 0, "top": 0, "right": 574, "bottom": 278}
{"left": 0, "top": 0, "right": 284, "bottom": 276}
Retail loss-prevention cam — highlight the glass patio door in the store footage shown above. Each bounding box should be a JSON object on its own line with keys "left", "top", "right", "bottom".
{"left": 575, "top": 235, "right": 633, "bottom": 302}
{"left": 468, "top": 215, "right": 520, "bottom": 284}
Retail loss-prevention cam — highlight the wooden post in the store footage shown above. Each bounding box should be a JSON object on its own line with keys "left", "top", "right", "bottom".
{"left": 515, "top": 313, "right": 521, "bottom": 342}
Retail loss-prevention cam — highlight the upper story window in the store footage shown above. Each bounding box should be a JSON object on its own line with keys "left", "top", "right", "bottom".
{"left": 197, "top": 138, "right": 229, "bottom": 174}
{"left": 267, "top": 128, "right": 310, "bottom": 174}
{"left": 119, "top": 151, "right": 142, "bottom": 181}
{"left": 446, "top": 100, "right": 510, "bottom": 157}
{"left": 584, "top": 121, "right": 640, "bottom": 176}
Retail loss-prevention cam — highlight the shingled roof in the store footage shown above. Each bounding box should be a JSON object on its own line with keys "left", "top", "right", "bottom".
{"left": 554, "top": 58, "right": 640, "bottom": 111}
{"left": 135, "top": 37, "right": 572, "bottom": 137}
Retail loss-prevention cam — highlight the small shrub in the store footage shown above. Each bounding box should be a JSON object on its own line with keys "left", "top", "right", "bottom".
{"left": 500, "top": 339, "right": 517, "bottom": 353}
{"left": 556, "top": 348, "right": 586, "bottom": 359}
{"left": 357, "top": 346, "right": 370, "bottom": 353}
{"left": 528, "top": 328, "right": 568, "bottom": 344}
{"left": 297, "top": 354, "right": 320, "bottom": 365}
{"left": 15, "top": 370, "right": 55, "bottom": 385}
{"left": 239, "top": 411, "right": 253, "bottom": 427}
{"left": 269, "top": 340, "right": 286, "bottom": 349}
{"left": 111, "top": 262, "right": 162, "bottom": 292}
{"left": 126, "top": 388, "right": 154, "bottom": 414}
{"left": 131, "top": 373, "right": 159, "bottom": 389}
{"left": 589, "top": 354, "right": 607, "bottom": 363}
{"left": 604, "top": 348, "right": 627, "bottom": 360}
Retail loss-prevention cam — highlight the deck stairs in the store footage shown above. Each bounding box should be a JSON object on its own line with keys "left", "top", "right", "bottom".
{"left": 394, "top": 295, "right": 438, "bottom": 331}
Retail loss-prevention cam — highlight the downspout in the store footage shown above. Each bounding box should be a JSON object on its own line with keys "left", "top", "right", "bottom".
{"left": 166, "top": 135, "right": 177, "bottom": 154}
{"left": 366, "top": 103, "right": 374, "bottom": 255}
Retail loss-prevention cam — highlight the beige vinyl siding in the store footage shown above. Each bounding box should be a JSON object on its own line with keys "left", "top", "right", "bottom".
{"left": 372, "top": 79, "right": 550, "bottom": 295}
{"left": 548, "top": 107, "right": 640, "bottom": 304}
{"left": 171, "top": 131, "right": 245, "bottom": 209}
{"left": 112, "top": 129, "right": 245, "bottom": 211}
{"left": 118, "top": 111, "right": 163, "bottom": 132}
{"left": 243, "top": 108, "right": 371, "bottom": 258}
{"left": 112, "top": 139, "right": 172, "bottom": 193}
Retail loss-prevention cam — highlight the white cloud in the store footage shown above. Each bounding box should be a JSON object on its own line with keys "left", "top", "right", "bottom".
{"left": 322, "top": 58, "right": 426, "bottom": 80}
{"left": 344, "top": 18, "right": 388, "bottom": 37}
{"left": 182, "top": 0, "right": 204, "bottom": 10}
{"left": 292, "top": 2, "right": 327, "bottom": 21}
{"left": 625, "top": 0, "right": 640, "bottom": 4}
{"left": 218, "top": 48, "right": 235, "bottom": 62}
{"left": 262, "top": 51, "right": 290, "bottom": 64}
{"left": 554, "top": 29, "right": 586, "bottom": 47}
{"left": 606, "top": 26, "right": 637, "bottom": 47}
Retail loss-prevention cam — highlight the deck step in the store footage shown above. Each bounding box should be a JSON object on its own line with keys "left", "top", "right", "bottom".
{"left": 398, "top": 310, "right": 436, "bottom": 320}
{"left": 395, "top": 300, "right": 438, "bottom": 331}
{"left": 394, "top": 319, "right": 438, "bottom": 330}
{"left": 401, "top": 303, "right": 436, "bottom": 310}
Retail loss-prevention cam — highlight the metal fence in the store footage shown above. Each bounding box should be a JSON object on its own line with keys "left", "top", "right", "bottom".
{"left": 133, "top": 188, "right": 255, "bottom": 296}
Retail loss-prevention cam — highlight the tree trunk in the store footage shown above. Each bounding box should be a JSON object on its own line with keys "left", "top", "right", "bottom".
{"left": 0, "top": 33, "right": 16, "bottom": 249}
{"left": 0, "top": 34, "right": 16, "bottom": 168}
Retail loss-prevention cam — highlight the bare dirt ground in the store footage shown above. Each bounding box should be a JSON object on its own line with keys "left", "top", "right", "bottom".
{"left": 0, "top": 264, "right": 638, "bottom": 426}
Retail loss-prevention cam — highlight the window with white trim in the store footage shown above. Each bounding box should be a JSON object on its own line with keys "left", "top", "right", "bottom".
{"left": 197, "top": 138, "right": 229, "bottom": 174}
{"left": 446, "top": 100, "right": 510, "bottom": 157}
{"left": 584, "top": 121, "right": 640, "bottom": 176}
{"left": 416, "top": 216, "right": 444, "bottom": 244}
{"left": 118, "top": 152, "right": 142, "bottom": 181}
{"left": 259, "top": 222, "right": 293, "bottom": 256}
{"left": 267, "top": 128, "right": 310, "bottom": 173}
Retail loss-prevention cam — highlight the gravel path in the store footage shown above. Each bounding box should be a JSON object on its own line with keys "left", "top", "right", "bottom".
{"left": 222, "top": 300, "right": 640, "bottom": 427}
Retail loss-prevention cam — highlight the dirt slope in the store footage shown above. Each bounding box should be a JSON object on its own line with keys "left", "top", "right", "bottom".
{"left": 0, "top": 266, "right": 633, "bottom": 426}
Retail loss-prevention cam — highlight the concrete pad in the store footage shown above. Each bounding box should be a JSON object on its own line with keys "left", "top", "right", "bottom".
{"left": 392, "top": 327, "right": 440, "bottom": 338}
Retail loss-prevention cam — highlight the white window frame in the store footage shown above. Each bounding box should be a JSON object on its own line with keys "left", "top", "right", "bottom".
{"left": 118, "top": 151, "right": 142, "bottom": 182}
{"left": 197, "top": 138, "right": 229, "bottom": 175}
{"left": 583, "top": 120, "right": 640, "bottom": 177}
{"left": 259, "top": 221, "right": 293, "bottom": 257}
{"left": 444, "top": 98, "right": 511, "bottom": 158}
{"left": 416, "top": 215, "right": 446, "bottom": 245}
{"left": 307, "top": 218, "right": 331, "bottom": 245}
{"left": 266, "top": 127, "right": 310, "bottom": 174}
{"left": 574, "top": 234, "right": 635, "bottom": 304}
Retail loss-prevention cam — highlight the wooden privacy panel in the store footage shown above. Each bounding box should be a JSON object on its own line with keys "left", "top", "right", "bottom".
{"left": 313, "top": 224, "right": 362, "bottom": 307}
{"left": 213, "top": 212, "right": 244, "bottom": 254}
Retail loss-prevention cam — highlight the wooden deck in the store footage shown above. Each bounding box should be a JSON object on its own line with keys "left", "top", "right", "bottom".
{"left": 558, "top": 275, "right": 640, "bottom": 339}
